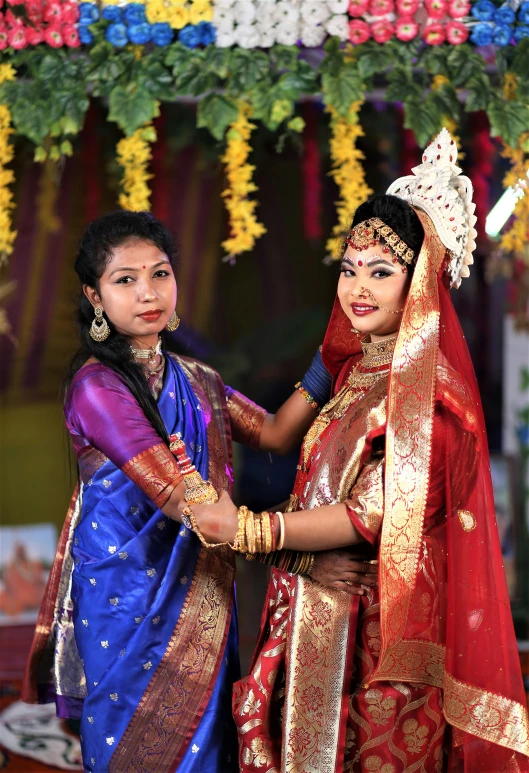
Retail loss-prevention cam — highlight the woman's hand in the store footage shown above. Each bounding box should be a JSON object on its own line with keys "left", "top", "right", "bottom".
{"left": 189, "top": 491, "right": 238, "bottom": 545}
{"left": 309, "top": 550, "right": 378, "bottom": 596}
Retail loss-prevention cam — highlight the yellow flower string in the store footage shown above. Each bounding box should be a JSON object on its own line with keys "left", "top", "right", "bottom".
{"left": 221, "top": 102, "right": 266, "bottom": 261}
{"left": 146, "top": 0, "right": 212, "bottom": 29}
{"left": 500, "top": 134, "right": 529, "bottom": 263}
{"left": 326, "top": 101, "right": 372, "bottom": 260}
{"left": 0, "top": 63, "right": 17, "bottom": 264}
{"left": 116, "top": 121, "right": 157, "bottom": 212}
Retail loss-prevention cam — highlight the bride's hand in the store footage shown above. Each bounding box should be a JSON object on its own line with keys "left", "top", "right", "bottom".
{"left": 188, "top": 490, "right": 238, "bottom": 544}
{"left": 309, "top": 550, "right": 378, "bottom": 596}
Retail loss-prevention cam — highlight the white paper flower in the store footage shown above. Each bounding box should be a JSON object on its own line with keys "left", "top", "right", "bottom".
{"left": 327, "top": 0, "right": 348, "bottom": 11}
{"left": 274, "top": 1, "right": 299, "bottom": 24}
{"left": 325, "top": 13, "right": 348, "bottom": 37}
{"left": 213, "top": 7, "right": 235, "bottom": 28}
{"left": 236, "top": 22, "right": 262, "bottom": 47}
{"left": 300, "top": 21, "right": 326, "bottom": 45}
{"left": 214, "top": 0, "right": 236, "bottom": 8}
{"left": 300, "top": 1, "right": 329, "bottom": 24}
{"left": 233, "top": 0, "right": 257, "bottom": 24}
{"left": 216, "top": 26, "right": 237, "bottom": 45}
{"left": 275, "top": 19, "right": 299, "bottom": 42}
{"left": 257, "top": 22, "right": 277, "bottom": 46}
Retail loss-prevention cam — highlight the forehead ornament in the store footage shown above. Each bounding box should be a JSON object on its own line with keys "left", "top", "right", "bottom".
{"left": 345, "top": 218, "right": 415, "bottom": 265}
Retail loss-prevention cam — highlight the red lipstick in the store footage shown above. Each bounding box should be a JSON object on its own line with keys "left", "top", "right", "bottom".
{"left": 138, "top": 309, "right": 162, "bottom": 322}
{"left": 351, "top": 303, "right": 378, "bottom": 317}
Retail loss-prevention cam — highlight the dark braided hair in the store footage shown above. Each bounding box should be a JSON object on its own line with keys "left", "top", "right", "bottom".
{"left": 66, "top": 211, "right": 177, "bottom": 446}
{"left": 349, "top": 194, "right": 424, "bottom": 275}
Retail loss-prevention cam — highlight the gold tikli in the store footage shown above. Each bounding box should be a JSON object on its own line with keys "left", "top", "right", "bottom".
{"left": 346, "top": 217, "right": 415, "bottom": 265}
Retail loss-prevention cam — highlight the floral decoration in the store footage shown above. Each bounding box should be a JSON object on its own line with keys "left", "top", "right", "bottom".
{"left": 325, "top": 101, "right": 373, "bottom": 260}
{"left": 221, "top": 101, "right": 266, "bottom": 260}
{"left": 116, "top": 119, "right": 157, "bottom": 211}
{"left": 0, "top": 63, "right": 16, "bottom": 263}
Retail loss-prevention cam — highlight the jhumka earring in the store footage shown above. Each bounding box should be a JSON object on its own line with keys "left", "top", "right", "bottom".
{"left": 89, "top": 306, "right": 110, "bottom": 342}
{"left": 166, "top": 310, "right": 180, "bottom": 332}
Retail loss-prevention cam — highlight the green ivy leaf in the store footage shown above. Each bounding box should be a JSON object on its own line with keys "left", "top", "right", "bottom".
{"left": 270, "top": 45, "right": 299, "bottom": 72}
{"left": 446, "top": 45, "right": 484, "bottom": 88}
{"left": 164, "top": 41, "right": 192, "bottom": 70}
{"left": 229, "top": 49, "right": 270, "bottom": 94}
{"left": 137, "top": 59, "right": 175, "bottom": 101}
{"left": 197, "top": 93, "right": 239, "bottom": 141}
{"left": 108, "top": 82, "right": 160, "bottom": 135}
{"left": 88, "top": 42, "right": 127, "bottom": 83}
{"left": 430, "top": 82, "right": 460, "bottom": 120}
{"left": 173, "top": 54, "right": 213, "bottom": 96}
{"left": 205, "top": 47, "right": 231, "bottom": 79}
{"left": 287, "top": 116, "right": 305, "bottom": 133}
{"left": 464, "top": 73, "right": 491, "bottom": 113}
{"left": 487, "top": 97, "right": 529, "bottom": 147}
{"left": 419, "top": 46, "right": 449, "bottom": 75}
{"left": 322, "top": 63, "right": 363, "bottom": 115}
{"left": 404, "top": 94, "right": 443, "bottom": 147}
{"left": 356, "top": 42, "right": 392, "bottom": 79}
{"left": 511, "top": 39, "right": 529, "bottom": 79}
{"left": 385, "top": 67, "right": 422, "bottom": 103}
{"left": 277, "top": 62, "right": 317, "bottom": 98}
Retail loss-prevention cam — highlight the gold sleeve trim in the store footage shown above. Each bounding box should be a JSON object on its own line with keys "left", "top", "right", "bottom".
{"left": 227, "top": 390, "right": 267, "bottom": 451}
{"left": 345, "top": 457, "right": 384, "bottom": 541}
{"left": 122, "top": 443, "right": 182, "bottom": 509}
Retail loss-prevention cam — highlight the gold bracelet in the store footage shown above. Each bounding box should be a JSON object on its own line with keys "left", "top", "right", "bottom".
{"left": 181, "top": 506, "right": 230, "bottom": 549}
{"left": 276, "top": 512, "right": 285, "bottom": 551}
{"left": 246, "top": 507, "right": 256, "bottom": 554}
{"left": 232, "top": 506, "right": 249, "bottom": 552}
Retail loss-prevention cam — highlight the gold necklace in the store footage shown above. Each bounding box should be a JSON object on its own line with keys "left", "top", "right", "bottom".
{"left": 130, "top": 337, "right": 162, "bottom": 374}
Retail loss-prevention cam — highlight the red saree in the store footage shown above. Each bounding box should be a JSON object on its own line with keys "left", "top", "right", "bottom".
{"left": 233, "top": 213, "right": 529, "bottom": 772}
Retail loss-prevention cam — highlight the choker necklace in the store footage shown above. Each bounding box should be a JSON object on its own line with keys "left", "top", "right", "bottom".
{"left": 130, "top": 338, "right": 162, "bottom": 369}
{"left": 360, "top": 334, "right": 397, "bottom": 369}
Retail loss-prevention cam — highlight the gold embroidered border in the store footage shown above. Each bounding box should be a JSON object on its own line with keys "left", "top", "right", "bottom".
{"left": 369, "top": 639, "right": 446, "bottom": 689}
{"left": 282, "top": 577, "right": 351, "bottom": 773}
{"left": 78, "top": 447, "right": 108, "bottom": 483}
{"left": 344, "top": 457, "right": 384, "bottom": 540}
{"left": 444, "top": 673, "right": 529, "bottom": 757}
{"left": 377, "top": 212, "right": 446, "bottom": 668}
{"left": 122, "top": 443, "right": 182, "bottom": 509}
{"left": 109, "top": 548, "right": 234, "bottom": 773}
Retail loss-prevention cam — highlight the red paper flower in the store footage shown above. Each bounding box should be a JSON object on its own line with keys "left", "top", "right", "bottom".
{"left": 44, "top": 23, "right": 63, "bottom": 46}
{"left": 422, "top": 20, "right": 446, "bottom": 43}
{"left": 446, "top": 19, "right": 469, "bottom": 42}
{"left": 348, "top": 0, "right": 369, "bottom": 16}
{"left": 8, "top": 24, "right": 27, "bottom": 47}
{"left": 395, "top": 15, "right": 419, "bottom": 39}
{"left": 348, "top": 18, "right": 371, "bottom": 42}
{"left": 26, "top": 25, "right": 44, "bottom": 44}
{"left": 62, "top": 23, "right": 80, "bottom": 47}
{"left": 26, "top": 3, "right": 44, "bottom": 24}
{"left": 61, "top": 2, "right": 79, "bottom": 24}
{"left": 396, "top": 0, "right": 420, "bottom": 13}
{"left": 43, "top": 0, "right": 62, "bottom": 24}
{"left": 448, "top": 0, "right": 470, "bottom": 16}
{"left": 425, "top": 0, "right": 447, "bottom": 18}
{"left": 371, "top": 18, "right": 394, "bottom": 40}
{"left": 0, "top": 29, "right": 8, "bottom": 48}
{"left": 5, "top": 9, "right": 23, "bottom": 26}
{"left": 369, "top": 0, "right": 394, "bottom": 15}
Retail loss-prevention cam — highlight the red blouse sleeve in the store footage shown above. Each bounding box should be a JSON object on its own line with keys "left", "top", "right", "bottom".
{"left": 225, "top": 386, "right": 267, "bottom": 451}
{"left": 345, "top": 456, "right": 384, "bottom": 546}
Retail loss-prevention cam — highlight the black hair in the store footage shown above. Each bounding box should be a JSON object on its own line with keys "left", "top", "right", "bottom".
{"left": 349, "top": 194, "right": 424, "bottom": 273}
{"left": 66, "top": 210, "right": 177, "bottom": 446}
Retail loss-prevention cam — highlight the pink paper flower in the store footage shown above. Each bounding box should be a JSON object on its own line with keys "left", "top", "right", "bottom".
{"left": 8, "top": 24, "right": 28, "bottom": 47}
{"left": 369, "top": 0, "right": 394, "bottom": 15}
{"left": 0, "top": 29, "right": 8, "bottom": 48}
{"left": 62, "top": 23, "right": 80, "bottom": 47}
{"left": 44, "top": 23, "right": 63, "bottom": 46}
{"left": 348, "top": 0, "right": 369, "bottom": 16}
{"left": 422, "top": 20, "right": 446, "bottom": 42}
{"left": 348, "top": 18, "right": 371, "bottom": 42}
{"left": 26, "top": 25, "right": 44, "bottom": 44}
{"left": 425, "top": 0, "right": 447, "bottom": 18}
{"left": 371, "top": 18, "right": 394, "bottom": 40}
{"left": 61, "top": 2, "right": 79, "bottom": 24}
{"left": 448, "top": 0, "right": 470, "bottom": 16}
{"left": 446, "top": 19, "right": 469, "bottom": 42}
{"left": 396, "top": 0, "right": 420, "bottom": 13}
{"left": 395, "top": 14, "right": 419, "bottom": 39}
{"left": 5, "top": 10, "right": 23, "bottom": 27}
{"left": 43, "top": 0, "right": 62, "bottom": 24}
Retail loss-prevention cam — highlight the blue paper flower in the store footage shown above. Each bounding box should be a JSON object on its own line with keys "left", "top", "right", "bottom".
{"left": 493, "top": 6, "right": 515, "bottom": 24}
{"left": 151, "top": 22, "right": 174, "bottom": 46}
{"left": 105, "top": 22, "right": 128, "bottom": 47}
{"left": 518, "top": 1, "right": 529, "bottom": 24}
{"left": 78, "top": 2, "right": 99, "bottom": 24}
{"left": 470, "top": 0, "right": 496, "bottom": 20}
{"left": 102, "top": 5, "right": 123, "bottom": 22}
{"left": 492, "top": 22, "right": 513, "bottom": 45}
{"left": 179, "top": 24, "right": 201, "bottom": 48}
{"left": 128, "top": 22, "right": 152, "bottom": 44}
{"left": 470, "top": 21, "right": 494, "bottom": 44}
{"left": 514, "top": 23, "right": 529, "bottom": 39}
{"left": 196, "top": 20, "right": 216, "bottom": 45}
{"left": 123, "top": 3, "right": 147, "bottom": 25}
{"left": 78, "top": 24, "right": 94, "bottom": 44}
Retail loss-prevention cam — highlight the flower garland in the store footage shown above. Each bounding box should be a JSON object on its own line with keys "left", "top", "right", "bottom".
{"left": 116, "top": 120, "right": 157, "bottom": 212}
{"left": 470, "top": 0, "right": 529, "bottom": 46}
{"left": 326, "top": 101, "right": 372, "bottom": 261}
{"left": 0, "top": 63, "right": 17, "bottom": 264}
{"left": 500, "top": 134, "right": 529, "bottom": 262}
{"left": 221, "top": 101, "right": 266, "bottom": 260}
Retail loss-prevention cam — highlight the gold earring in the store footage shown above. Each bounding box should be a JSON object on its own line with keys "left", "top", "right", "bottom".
{"left": 89, "top": 306, "right": 110, "bottom": 342}
{"left": 166, "top": 311, "right": 180, "bottom": 332}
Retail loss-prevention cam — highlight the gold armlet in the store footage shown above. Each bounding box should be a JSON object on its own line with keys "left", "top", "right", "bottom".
{"left": 294, "top": 382, "right": 320, "bottom": 411}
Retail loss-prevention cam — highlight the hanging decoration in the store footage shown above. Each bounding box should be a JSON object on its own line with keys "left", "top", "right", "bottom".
{"left": 221, "top": 101, "right": 266, "bottom": 262}
{"left": 116, "top": 120, "right": 157, "bottom": 212}
{"left": 0, "top": 63, "right": 17, "bottom": 264}
{"left": 325, "top": 101, "right": 372, "bottom": 260}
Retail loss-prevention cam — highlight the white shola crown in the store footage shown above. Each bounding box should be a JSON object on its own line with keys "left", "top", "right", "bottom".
{"left": 386, "top": 127, "right": 477, "bottom": 288}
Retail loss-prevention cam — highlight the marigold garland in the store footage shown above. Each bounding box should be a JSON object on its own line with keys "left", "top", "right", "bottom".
{"left": 326, "top": 101, "right": 372, "bottom": 260}
{"left": 0, "top": 63, "right": 17, "bottom": 265}
{"left": 116, "top": 121, "right": 157, "bottom": 212}
{"left": 221, "top": 102, "right": 266, "bottom": 260}
{"left": 500, "top": 134, "right": 529, "bottom": 263}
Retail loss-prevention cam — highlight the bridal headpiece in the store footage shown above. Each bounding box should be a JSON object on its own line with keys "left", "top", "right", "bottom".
{"left": 387, "top": 127, "right": 477, "bottom": 288}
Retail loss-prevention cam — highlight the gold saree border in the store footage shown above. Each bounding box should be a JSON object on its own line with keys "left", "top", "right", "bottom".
{"left": 109, "top": 548, "right": 234, "bottom": 773}
{"left": 375, "top": 212, "right": 446, "bottom": 677}
{"left": 444, "top": 673, "right": 529, "bottom": 758}
{"left": 122, "top": 443, "right": 182, "bottom": 509}
{"left": 370, "top": 639, "right": 446, "bottom": 688}
{"left": 283, "top": 576, "right": 351, "bottom": 773}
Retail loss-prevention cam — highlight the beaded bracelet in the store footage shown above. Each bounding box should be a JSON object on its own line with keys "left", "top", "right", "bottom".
{"left": 294, "top": 382, "right": 320, "bottom": 411}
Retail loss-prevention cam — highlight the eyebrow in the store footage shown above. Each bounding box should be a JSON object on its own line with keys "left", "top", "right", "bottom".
{"left": 109, "top": 260, "right": 170, "bottom": 277}
{"left": 340, "top": 257, "right": 395, "bottom": 269}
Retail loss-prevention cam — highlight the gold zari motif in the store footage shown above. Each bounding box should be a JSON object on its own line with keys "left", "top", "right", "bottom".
{"left": 458, "top": 509, "right": 477, "bottom": 532}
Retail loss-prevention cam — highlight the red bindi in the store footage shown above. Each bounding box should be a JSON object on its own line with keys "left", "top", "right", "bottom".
{"left": 357, "top": 260, "right": 363, "bottom": 267}
{"left": 142, "top": 265, "right": 146, "bottom": 269}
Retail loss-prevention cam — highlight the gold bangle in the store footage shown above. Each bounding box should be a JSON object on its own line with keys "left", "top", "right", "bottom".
{"left": 276, "top": 512, "right": 285, "bottom": 551}
{"left": 232, "top": 506, "right": 249, "bottom": 552}
{"left": 246, "top": 508, "right": 256, "bottom": 554}
{"left": 181, "top": 506, "right": 230, "bottom": 549}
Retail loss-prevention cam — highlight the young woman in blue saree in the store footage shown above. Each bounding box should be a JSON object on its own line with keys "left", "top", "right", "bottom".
{"left": 22, "top": 211, "right": 376, "bottom": 773}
